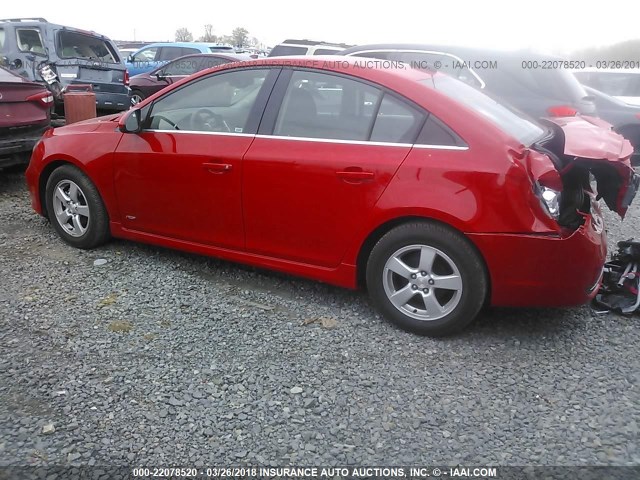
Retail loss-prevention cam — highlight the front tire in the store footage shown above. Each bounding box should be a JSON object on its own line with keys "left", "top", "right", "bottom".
{"left": 45, "top": 164, "right": 110, "bottom": 249}
{"left": 366, "top": 221, "right": 487, "bottom": 336}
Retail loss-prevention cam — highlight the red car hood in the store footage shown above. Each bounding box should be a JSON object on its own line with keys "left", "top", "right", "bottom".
{"left": 534, "top": 116, "right": 639, "bottom": 218}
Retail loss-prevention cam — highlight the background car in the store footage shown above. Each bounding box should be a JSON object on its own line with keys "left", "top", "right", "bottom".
{"left": 574, "top": 69, "right": 640, "bottom": 106}
{"left": 0, "top": 17, "right": 129, "bottom": 112}
{"left": 0, "top": 65, "right": 52, "bottom": 168}
{"left": 269, "top": 39, "right": 352, "bottom": 56}
{"left": 129, "top": 52, "right": 251, "bottom": 105}
{"left": 25, "top": 57, "right": 637, "bottom": 337}
{"left": 583, "top": 85, "right": 640, "bottom": 165}
{"left": 341, "top": 44, "right": 597, "bottom": 119}
{"left": 125, "top": 42, "right": 236, "bottom": 76}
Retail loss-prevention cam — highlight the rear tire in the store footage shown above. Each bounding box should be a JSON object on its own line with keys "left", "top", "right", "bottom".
{"left": 45, "top": 164, "right": 110, "bottom": 249}
{"left": 366, "top": 221, "right": 487, "bottom": 337}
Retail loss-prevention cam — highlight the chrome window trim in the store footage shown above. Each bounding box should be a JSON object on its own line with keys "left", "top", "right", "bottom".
{"left": 142, "top": 130, "right": 469, "bottom": 150}
{"left": 255, "top": 134, "right": 468, "bottom": 150}
{"left": 345, "top": 48, "right": 486, "bottom": 89}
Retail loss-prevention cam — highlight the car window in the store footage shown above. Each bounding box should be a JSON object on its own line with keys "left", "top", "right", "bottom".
{"left": 158, "top": 47, "right": 185, "bottom": 61}
{"left": 313, "top": 48, "right": 341, "bottom": 55}
{"left": 416, "top": 115, "right": 466, "bottom": 147}
{"left": 370, "top": 94, "right": 425, "bottom": 143}
{"left": 209, "top": 46, "right": 235, "bottom": 53}
{"left": 57, "top": 31, "right": 119, "bottom": 62}
{"left": 269, "top": 45, "right": 307, "bottom": 56}
{"left": 181, "top": 47, "right": 200, "bottom": 56}
{"left": 147, "top": 68, "right": 268, "bottom": 133}
{"left": 163, "top": 56, "right": 228, "bottom": 76}
{"left": 579, "top": 72, "right": 640, "bottom": 97}
{"left": 427, "top": 75, "right": 544, "bottom": 146}
{"left": 273, "top": 70, "right": 382, "bottom": 141}
{"left": 132, "top": 47, "right": 158, "bottom": 62}
{"left": 0, "top": 29, "right": 5, "bottom": 52}
{"left": 16, "top": 28, "right": 45, "bottom": 55}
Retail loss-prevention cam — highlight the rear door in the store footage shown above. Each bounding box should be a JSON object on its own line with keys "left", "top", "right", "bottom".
{"left": 242, "top": 69, "right": 425, "bottom": 267}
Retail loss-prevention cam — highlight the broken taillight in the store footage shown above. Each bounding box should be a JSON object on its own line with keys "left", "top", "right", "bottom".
{"left": 547, "top": 105, "right": 578, "bottom": 117}
{"left": 26, "top": 91, "right": 54, "bottom": 107}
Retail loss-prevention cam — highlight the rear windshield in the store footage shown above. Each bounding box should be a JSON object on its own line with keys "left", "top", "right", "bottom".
{"left": 426, "top": 75, "right": 545, "bottom": 145}
{"left": 57, "top": 31, "right": 120, "bottom": 63}
{"left": 269, "top": 45, "right": 307, "bottom": 56}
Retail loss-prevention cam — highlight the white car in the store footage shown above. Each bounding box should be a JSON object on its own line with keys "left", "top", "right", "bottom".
{"left": 574, "top": 68, "right": 640, "bottom": 106}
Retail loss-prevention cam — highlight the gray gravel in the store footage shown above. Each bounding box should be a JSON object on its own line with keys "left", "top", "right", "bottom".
{"left": 0, "top": 168, "right": 638, "bottom": 467}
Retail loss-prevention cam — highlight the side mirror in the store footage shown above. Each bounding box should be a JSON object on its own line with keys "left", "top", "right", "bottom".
{"left": 127, "top": 54, "right": 134, "bottom": 63}
{"left": 155, "top": 71, "right": 166, "bottom": 80}
{"left": 119, "top": 108, "right": 142, "bottom": 133}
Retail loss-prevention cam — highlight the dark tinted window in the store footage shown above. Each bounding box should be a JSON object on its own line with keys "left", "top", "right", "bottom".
{"left": 273, "top": 70, "right": 382, "bottom": 141}
{"left": 313, "top": 48, "right": 341, "bottom": 55}
{"left": 269, "top": 45, "right": 307, "bottom": 56}
{"left": 148, "top": 68, "right": 268, "bottom": 133}
{"left": 370, "top": 94, "right": 425, "bottom": 143}
{"left": 416, "top": 115, "right": 466, "bottom": 147}
{"left": 158, "top": 47, "right": 184, "bottom": 61}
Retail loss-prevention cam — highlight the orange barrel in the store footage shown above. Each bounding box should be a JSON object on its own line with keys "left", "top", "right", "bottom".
{"left": 63, "top": 84, "right": 97, "bottom": 124}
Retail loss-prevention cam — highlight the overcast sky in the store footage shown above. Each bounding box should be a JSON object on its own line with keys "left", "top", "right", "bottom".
{"left": 3, "top": 0, "right": 639, "bottom": 53}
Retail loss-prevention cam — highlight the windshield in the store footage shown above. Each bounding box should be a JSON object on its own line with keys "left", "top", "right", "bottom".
{"left": 426, "top": 75, "right": 545, "bottom": 145}
{"left": 58, "top": 31, "right": 119, "bottom": 63}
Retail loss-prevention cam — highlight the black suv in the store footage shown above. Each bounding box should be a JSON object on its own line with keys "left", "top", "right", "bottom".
{"left": 340, "top": 44, "right": 596, "bottom": 120}
{"left": 0, "top": 18, "right": 129, "bottom": 112}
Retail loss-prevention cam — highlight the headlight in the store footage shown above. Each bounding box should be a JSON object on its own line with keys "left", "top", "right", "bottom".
{"left": 536, "top": 184, "right": 562, "bottom": 220}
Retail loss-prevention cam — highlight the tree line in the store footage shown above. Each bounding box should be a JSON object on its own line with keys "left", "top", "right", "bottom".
{"left": 174, "top": 25, "right": 261, "bottom": 48}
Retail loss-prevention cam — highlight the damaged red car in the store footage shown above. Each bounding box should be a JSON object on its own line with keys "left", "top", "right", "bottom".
{"left": 25, "top": 57, "right": 639, "bottom": 336}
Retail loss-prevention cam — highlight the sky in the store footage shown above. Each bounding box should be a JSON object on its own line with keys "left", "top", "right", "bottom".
{"left": 2, "top": 0, "right": 639, "bottom": 53}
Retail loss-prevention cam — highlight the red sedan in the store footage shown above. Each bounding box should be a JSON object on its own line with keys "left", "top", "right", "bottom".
{"left": 25, "top": 57, "right": 639, "bottom": 336}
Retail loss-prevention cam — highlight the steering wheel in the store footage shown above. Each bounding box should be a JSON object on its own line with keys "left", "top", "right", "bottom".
{"left": 153, "top": 114, "right": 180, "bottom": 130}
{"left": 191, "top": 108, "right": 231, "bottom": 132}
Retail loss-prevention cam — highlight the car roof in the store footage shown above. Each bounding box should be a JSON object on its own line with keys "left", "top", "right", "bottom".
{"left": 341, "top": 43, "right": 563, "bottom": 60}
{"left": 136, "top": 42, "right": 233, "bottom": 49}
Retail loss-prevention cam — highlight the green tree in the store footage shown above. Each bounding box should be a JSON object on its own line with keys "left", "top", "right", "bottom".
{"left": 231, "top": 27, "right": 249, "bottom": 48}
{"left": 175, "top": 27, "right": 193, "bottom": 42}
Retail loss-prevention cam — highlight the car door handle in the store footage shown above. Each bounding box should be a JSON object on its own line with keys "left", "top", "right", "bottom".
{"left": 336, "top": 170, "right": 375, "bottom": 182}
{"left": 202, "top": 162, "right": 233, "bottom": 174}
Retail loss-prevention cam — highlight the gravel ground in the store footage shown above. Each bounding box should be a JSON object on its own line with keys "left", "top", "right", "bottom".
{"left": 0, "top": 167, "right": 638, "bottom": 467}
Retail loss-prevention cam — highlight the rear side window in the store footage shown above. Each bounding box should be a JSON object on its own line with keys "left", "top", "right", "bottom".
{"left": 181, "top": 47, "right": 200, "bottom": 56}
{"left": 416, "top": 115, "right": 466, "bottom": 147}
{"left": 370, "top": 94, "right": 425, "bottom": 143}
{"left": 158, "top": 47, "right": 184, "bottom": 61}
{"left": 313, "top": 48, "right": 341, "bottom": 55}
{"left": 269, "top": 45, "right": 307, "bottom": 56}
{"left": 58, "top": 31, "right": 119, "bottom": 62}
{"left": 17, "top": 28, "right": 45, "bottom": 55}
{"left": 274, "top": 70, "right": 382, "bottom": 141}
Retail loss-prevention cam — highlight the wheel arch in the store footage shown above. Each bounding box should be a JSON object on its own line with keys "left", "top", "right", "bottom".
{"left": 355, "top": 215, "right": 492, "bottom": 304}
